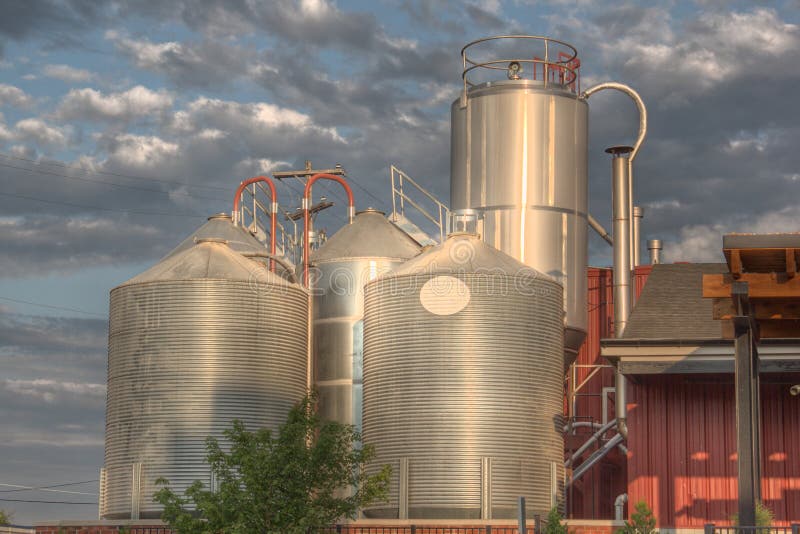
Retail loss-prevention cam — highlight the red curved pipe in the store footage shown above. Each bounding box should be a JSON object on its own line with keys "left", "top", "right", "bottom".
{"left": 303, "top": 173, "right": 355, "bottom": 287}
{"left": 233, "top": 176, "right": 278, "bottom": 271}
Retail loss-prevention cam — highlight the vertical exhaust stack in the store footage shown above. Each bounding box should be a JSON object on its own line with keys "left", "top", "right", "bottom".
{"left": 648, "top": 239, "right": 662, "bottom": 264}
{"left": 608, "top": 145, "right": 633, "bottom": 439}
{"left": 632, "top": 206, "right": 643, "bottom": 267}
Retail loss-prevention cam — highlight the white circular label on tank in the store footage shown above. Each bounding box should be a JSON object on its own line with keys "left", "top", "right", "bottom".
{"left": 419, "top": 276, "right": 470, "bottom": 315}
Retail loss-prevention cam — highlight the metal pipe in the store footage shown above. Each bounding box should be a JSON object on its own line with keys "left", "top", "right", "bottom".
{"left": 564, "top": 419, "right": 617, "bottom": 468}
{"left": 608, "top": 145, "right": 632, "bottom": 439}
{"left": 583, "top": 82, "right": 647, "bottom": 269}
{"left": 302, "top": 173, "right": 355, "bottom": 287}
{"left": 615, "top": 493, "right": 628, "bottom": 520}
{"left": 568, "top": 432, "right": 624, "bottom": 484}
{"left": 648, "top": 239, "right": 662, "bottom": 265}
{"left": 233, "top": 176, "right": 279, "bottom": 271}
{"left": 633, "top": 206, "right": 643, "bottom": 266}
{"left": 588, "top": 213, "right": 613, "bottom": 246}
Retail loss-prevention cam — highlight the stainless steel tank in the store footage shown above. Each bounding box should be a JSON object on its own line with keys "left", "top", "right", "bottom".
{"left": 102, "top": 238, "right": 308, "bottom": 519}
{"left": 163, "top": 213, "right": 265, "bottom": 259}
{"left": 311, "top": 209, "right": 420, "bottom": 432}
{"left": 450, "top": 36, "right": 588, "bottom": 364}
{"left": 362, "top": 233, "right": 564, "bottom": 520}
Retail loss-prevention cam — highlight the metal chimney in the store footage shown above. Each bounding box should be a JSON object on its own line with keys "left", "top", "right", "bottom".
{"left": 648, "top": 239, "right": 662, "bottom": 264}
{"left": 607, "top": 145, "right": 633, "bottom": 439}
{"left": 632, "top": 206, "right": 643, "bottom": 267}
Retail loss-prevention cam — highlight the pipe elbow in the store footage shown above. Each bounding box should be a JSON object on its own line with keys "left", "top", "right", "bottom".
{"left": 615, "top": 493, "right": 628, "bottom": 507}
{"left": 617, "top": 418, "right": 628, "bottom": 440}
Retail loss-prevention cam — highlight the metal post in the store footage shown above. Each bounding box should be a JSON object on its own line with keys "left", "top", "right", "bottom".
{"left": 518, "top": 496, "right": 527, "bottom": 534}
{"left": 399, "top": 458, "right": 409, "bottom": 520}
{"left": 791, "top": 523, "right": 799, "bottom": 534}
{"left": 481, "top": 457, "right": 493, "bottom": 520}
{"left": 704, "top": 523, "right": 715, "bottom": 534}
{"left": 732, "top": 282, "right": 761, "bottom": 527}
{"left": 534, "top": 514, "right": 542, "bottom": 534}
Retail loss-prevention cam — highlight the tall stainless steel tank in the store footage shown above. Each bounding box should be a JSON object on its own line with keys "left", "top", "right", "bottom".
{"left": 450, "top": 36, "right": 588, "bottom": 364}
{"left": 311, "top": 209, "right": 420, "bottom": 431}
{"left": 102, "top": 239, "right": 308, "bottom": 519}
{"left": 362, "top": 233, "right": 564, "bottom": 520}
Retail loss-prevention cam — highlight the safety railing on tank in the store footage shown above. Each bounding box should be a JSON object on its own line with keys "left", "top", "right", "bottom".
{"left": 390, "top": 165, "right": 450, "bottom": 243}
{"left": 235, "top": 181, "right": 300, "bottom": 265}
{"left": 461, "top": 35, "right": 581, "bottom": 100}
{"left": 705, "top": 524, "right": 800, "bottom": 534}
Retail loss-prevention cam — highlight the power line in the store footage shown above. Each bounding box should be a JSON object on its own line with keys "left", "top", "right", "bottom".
{"left": 0, "top": 483, "right": 97, "bottom": 496}
{"left": 0, "top": 152, "right": 230, "bottom": 192}
{"left": 0, "top": 480, "right": 98, "bottom": 493}
{"left": 0, "top": 296, "right": 106, "bottom": 317}
{"left": 0, "top": 497, "right": 96, "bottom": 505}
{"left": 0, "top": 191, "right": 206, "bottom": 218}
{"left": 0, "top": 161, "right": 221, "bottom": 201}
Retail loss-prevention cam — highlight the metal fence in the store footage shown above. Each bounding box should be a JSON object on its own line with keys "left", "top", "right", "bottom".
{"left": 705, "top": 524, "right": 800, "bottom": 534}
{"left": 313, "top": 528, "right": 536, "bottom": 534}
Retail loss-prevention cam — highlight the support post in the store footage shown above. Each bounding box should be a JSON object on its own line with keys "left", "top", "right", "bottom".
{"left": 732, "top": 281, "right": 761, "bottom": 527}
{"left": 399, "top": 457, "right": 409, "bottom": 520}
{"left": 518, "top": 496, "right": 527, "bottom": 534}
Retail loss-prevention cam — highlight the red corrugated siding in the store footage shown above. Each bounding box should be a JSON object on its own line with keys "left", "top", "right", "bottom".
{"left": 567, "top": 266, "right": 652, "bottom": 519}
{"left": 628, "top": 376, "right": 800, "bottom": 527}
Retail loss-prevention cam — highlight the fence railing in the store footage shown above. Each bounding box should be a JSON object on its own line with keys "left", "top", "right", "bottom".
{"left": 705, "top": 524, "right": 800, "bottom": 534}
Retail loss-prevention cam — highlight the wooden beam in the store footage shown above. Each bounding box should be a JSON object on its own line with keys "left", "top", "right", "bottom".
{"left": 703, "top": 273, "right": 800, "bottom": 298}
{"left": 713, "top": 298, "right": 800, "bottom": 320}
{"left": 722, "top": 319, "right": 800, "bottom": 339}
{"left": 730, "top": 249, "right": 743, "bottom": 279}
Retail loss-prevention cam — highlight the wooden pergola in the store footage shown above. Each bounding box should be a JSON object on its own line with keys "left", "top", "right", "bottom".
{"left": 703, "top": 233, "right": 800, "bottom": 526}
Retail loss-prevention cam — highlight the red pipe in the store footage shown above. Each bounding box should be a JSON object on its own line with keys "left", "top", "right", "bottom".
{"left": 233, "top": 176, "right": 278, "bottom": 271}
{"left": 303, "top": 173, "right": 355, "bottom": 287}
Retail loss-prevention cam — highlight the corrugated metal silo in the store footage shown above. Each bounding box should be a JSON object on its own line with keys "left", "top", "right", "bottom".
{"left": 102, "top": 238, "right": 308, "bottom": 519}
{"left": 311, "top": 208, "right": 420, "bottom": 431}
{"left": 362, "top": 233, "right": 564, "bottom": 520}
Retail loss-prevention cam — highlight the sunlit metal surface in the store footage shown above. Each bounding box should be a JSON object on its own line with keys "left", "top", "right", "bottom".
{"left": 450, "top": 79, "right": 588, "bottom": 364}
{"left": 362, "top": 234, "right": 564, "bottom": 519}
{"left": 103, "top": 240, "right": 308, "bottom": 519}
{"left": 312, "top": 209, "right": 421, "bottom": 431}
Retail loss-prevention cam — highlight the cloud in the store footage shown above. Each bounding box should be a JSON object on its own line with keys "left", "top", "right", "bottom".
{"left": 0, "top": 83, "right": 33, "bottom": 107}
{"left": 14, "top": 118, "right": 70, "bottom": 148}
{"left": 99, "top": 133, "right": 180, "bottom": 168}
{"left": 664, "top": 206, "right": 800, "bottom": 263}
{"left": 57, "top": 85, "right": 174, "bottom": 122}
{"left": 106, "top": 31, "right": 250, "bottom": 88}
{"left": 3, "top": 378, "right": 106, "bottom": 403}
{"left": 42, "top": 63, "right": 95, "bottom": 82}
{"left": 0, "top": 215, "right": 166, "bottom": 277}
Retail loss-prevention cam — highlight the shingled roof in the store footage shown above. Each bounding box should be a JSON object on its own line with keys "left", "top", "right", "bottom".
{"left": 622, "top": 263, "right": 728, "bottom": 340}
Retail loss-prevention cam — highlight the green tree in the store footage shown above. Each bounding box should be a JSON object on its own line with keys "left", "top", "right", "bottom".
{"left": 732, "top": 501, "right": 774, "bottom": 527}
{"left": 0, "top": 509, "right": 12, "bottom": 525}
{"left": 543, "top": 505, "right": 568, "bottom": 534}
{"left": 617, "top": 500, "right": 657, "bottom": 534}
{"left": 153, "top": 393, "right": 390, "bottom": 533}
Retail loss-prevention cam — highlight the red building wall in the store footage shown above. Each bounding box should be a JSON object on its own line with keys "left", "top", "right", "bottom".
{"left": 627, "top": 375, "right": 800, "bottom": 527}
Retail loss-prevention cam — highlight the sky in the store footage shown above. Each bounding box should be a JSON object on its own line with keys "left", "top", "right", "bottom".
{"left": 1, "top": 0, "right": 800, "bottom": 526}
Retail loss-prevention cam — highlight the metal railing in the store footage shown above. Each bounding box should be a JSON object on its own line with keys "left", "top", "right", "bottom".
{"left": 705, "top": 524, "right": 800, "bottom": 534}
{"left": 390, "top": 165, "right": 450, "bottom": 243}
{"left": 312, "top": 524, "right": 543, "bottom": 533}
{"left": 461, "top": 35, "right": 581, "bottom": 99}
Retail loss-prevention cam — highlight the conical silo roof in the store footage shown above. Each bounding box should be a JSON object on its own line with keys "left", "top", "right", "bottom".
{"left": 119, "top": 238, "right": 296, "bottom": 289}
{"left": 311, "top": 208, "right": 421, "bottom": 263}
{"left": 389, "top": 232, "right": 558, "bottom": 281}
{"left": 162, "top": 213, "right": 266, "bottom": 260}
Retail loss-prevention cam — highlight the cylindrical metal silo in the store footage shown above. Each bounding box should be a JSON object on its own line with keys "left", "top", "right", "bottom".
{"left": 362, "top": 233, "right": 564, "bottom": 520}
{"left": 102, "top": 238, "right": 308, "bottom": 519}
{"left": 311, "top": 208, "right": 421, "bottom": 431}
{"left": 450, "top": 36, "right": 588, "bottom": 364}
